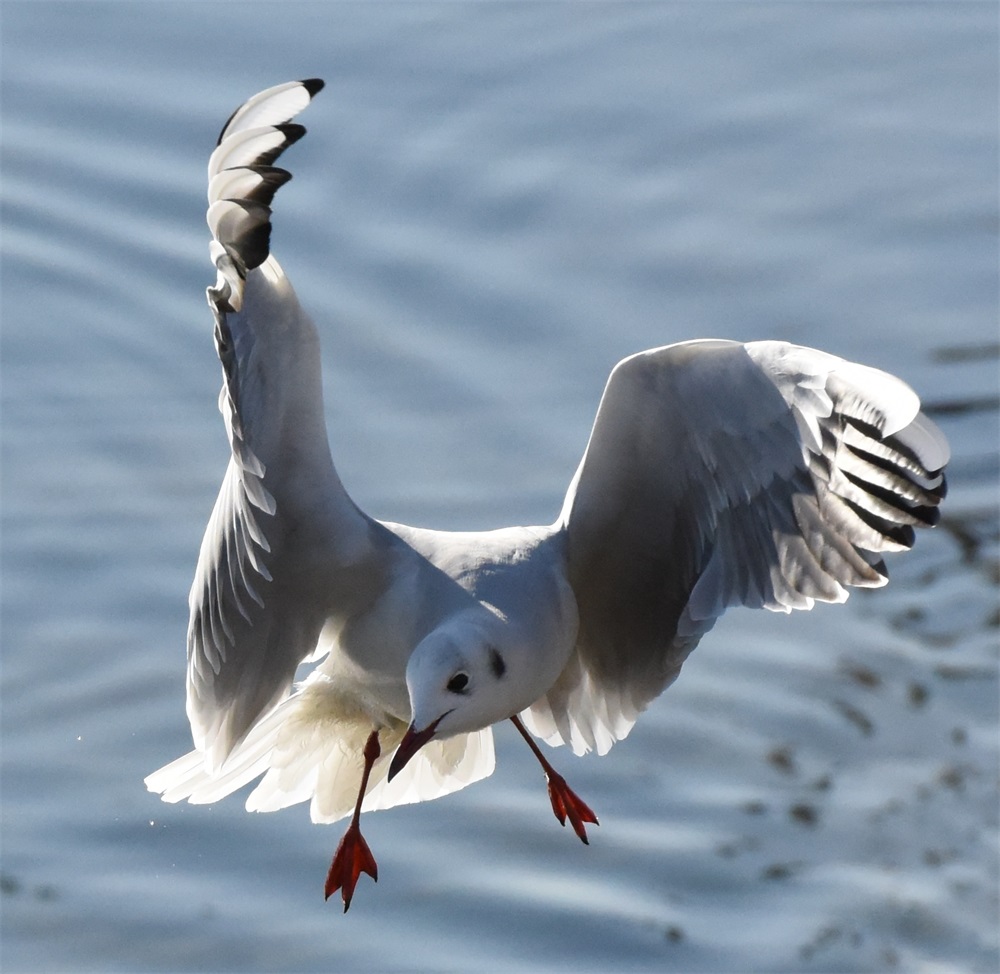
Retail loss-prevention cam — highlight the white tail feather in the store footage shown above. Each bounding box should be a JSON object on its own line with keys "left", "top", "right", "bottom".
{"left": 146, "top": 680, "right": 496, "bottom": 824}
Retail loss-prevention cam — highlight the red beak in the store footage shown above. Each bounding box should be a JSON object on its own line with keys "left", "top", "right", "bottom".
{"left": 387, "top": 715, "right": 445, "bottom": 782}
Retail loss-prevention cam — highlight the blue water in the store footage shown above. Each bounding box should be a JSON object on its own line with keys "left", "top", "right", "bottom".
{"left": 2, "top": 4, "right": 997, "bottom": 972}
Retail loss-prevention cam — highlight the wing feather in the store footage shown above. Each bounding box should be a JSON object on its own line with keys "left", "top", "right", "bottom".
{"left": 186, "top": 80, "right": 387, "bottom": 771}
{"left": 525, "top": 339, "right": 948, "bottom": 754}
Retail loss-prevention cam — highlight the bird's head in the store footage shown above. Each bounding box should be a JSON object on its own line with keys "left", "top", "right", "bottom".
{"left": 387, "top": 612, "right": 516, "bottom": 781}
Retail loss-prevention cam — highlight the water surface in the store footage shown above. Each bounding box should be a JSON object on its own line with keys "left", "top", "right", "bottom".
{"left": 2, "top": 4, "right": 997, "bottom": 972}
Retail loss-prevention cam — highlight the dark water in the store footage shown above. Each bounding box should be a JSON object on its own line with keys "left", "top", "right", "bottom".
{"left": 2, "top": 4, "right": 997, "bottom": 972}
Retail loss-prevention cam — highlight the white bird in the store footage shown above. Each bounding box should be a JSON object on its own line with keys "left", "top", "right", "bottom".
{"left": 146, "top": 79, "right": 949, "bottom": 911}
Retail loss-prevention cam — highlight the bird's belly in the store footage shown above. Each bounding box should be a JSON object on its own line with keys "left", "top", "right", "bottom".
{"left": 298, "top": 662, "right": 411, "bottom": 731}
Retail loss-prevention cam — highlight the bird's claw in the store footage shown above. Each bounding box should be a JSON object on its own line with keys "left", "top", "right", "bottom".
{"left": 324, "top": 823, "right": 378, "bottom": 912}
{"left": 546, "top": 770, "right": 599, "bottom": 844}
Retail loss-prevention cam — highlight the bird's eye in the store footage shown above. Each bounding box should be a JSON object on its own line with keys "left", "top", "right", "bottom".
{"left": 446, "top": 673, "right": 469, "bottom": 694}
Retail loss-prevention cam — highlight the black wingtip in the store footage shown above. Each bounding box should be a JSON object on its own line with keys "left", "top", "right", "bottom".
{"left": 248, "top": 123, "right": 307, "bottom": 167}
{"left": 274, "top": 122, "right": 307, "bottom": 145}
{"left": 216, "top": 105, "right": 242, "bottom": 146}
{"left": 301, "top": 78, "right": 325, "bottom": 96}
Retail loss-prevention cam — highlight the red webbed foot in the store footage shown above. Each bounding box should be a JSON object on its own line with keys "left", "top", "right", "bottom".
{"left": 546, "top": 769, "right": 599, "bottom": 844}
{"left": 510, "top": 715, "right": 599, "bottom": 845}
{"left": 324, "top": 729, "right": 382, "bottom": 913}
{"left": 324, "top": 821, "right": 378, "bottom": 912}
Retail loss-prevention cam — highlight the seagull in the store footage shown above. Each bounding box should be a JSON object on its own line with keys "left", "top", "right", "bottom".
{"left": 145, "top": 79, "right": 949, "bottom": 912}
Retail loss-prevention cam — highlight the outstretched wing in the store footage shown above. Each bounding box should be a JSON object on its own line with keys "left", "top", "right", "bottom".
{"left": 188, "top": 80, "right": 385, "bottom": 771}
{"left": 524, "top": 339, "right": 948, "bottom": 755}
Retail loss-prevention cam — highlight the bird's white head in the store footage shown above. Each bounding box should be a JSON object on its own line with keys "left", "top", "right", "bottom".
{"left": 387, "top": 610, "right": 522, "bottom": 781}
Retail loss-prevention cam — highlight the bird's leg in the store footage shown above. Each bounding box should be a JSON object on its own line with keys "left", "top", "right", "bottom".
{"left": 324, "top": 729, "right": 381, "bottom": 912}
{"left": 509, "top": 715, "right": 598, "bottom": 844}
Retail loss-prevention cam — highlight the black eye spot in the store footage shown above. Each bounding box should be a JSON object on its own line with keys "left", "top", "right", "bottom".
{"left": 488, "top": 647, "right": 506, "bottom": 679}
{"left": 447, "top": 673, "right": 469, "bottom": 694}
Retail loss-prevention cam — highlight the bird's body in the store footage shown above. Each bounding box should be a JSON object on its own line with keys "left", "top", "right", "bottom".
{"left": 146, "top": 80, "right": 949, "bottom": 910}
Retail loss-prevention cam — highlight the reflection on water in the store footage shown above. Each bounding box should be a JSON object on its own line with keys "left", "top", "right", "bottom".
{"left": 2, "top": 3, "right": 997, "bottom": 972}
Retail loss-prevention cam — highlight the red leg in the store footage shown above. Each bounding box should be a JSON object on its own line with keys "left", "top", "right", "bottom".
{"left": 324, "top": 729, "right": 381, "bottom": 912}
{"left": 510, "top": 715, "right": 598, "bottom": 844}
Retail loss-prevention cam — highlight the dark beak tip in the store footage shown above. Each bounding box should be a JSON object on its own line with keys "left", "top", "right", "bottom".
{"left": 386, "top": 752, "right": 405, "bottom": 783}
{"left": 387, "top": 719, "right": 440, "bottom": 782}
